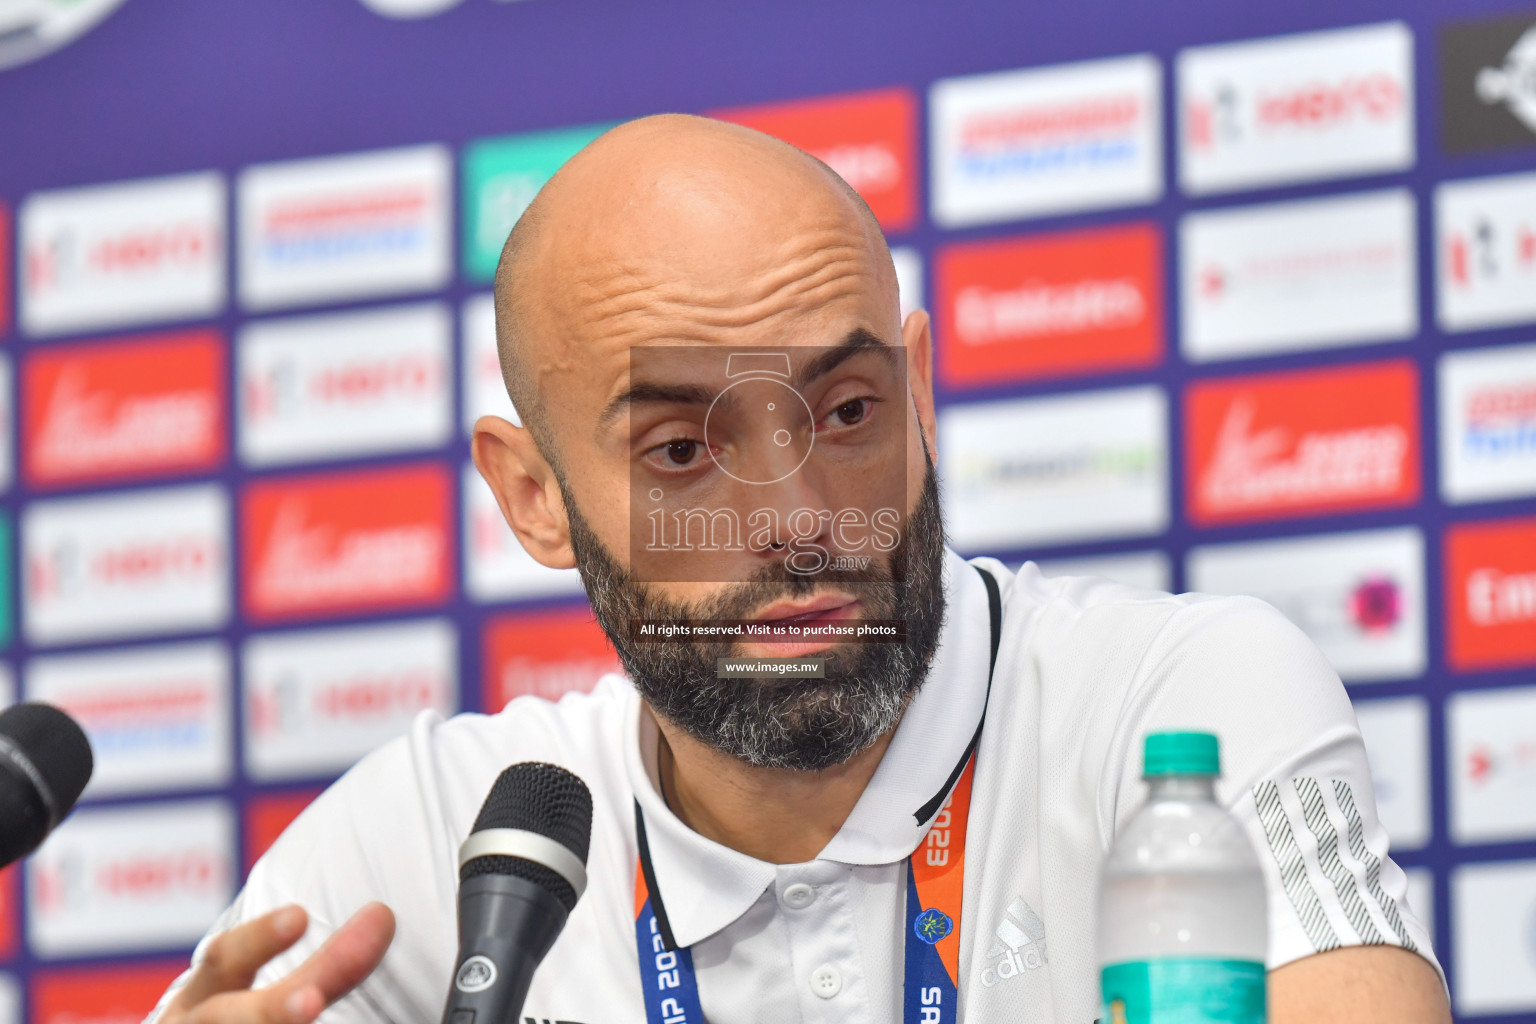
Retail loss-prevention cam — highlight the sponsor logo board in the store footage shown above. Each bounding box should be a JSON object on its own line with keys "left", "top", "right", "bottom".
{"left": 23, "top": 484, "right": 229, "bottom": 646}
{"left": 462, "top": 124, "right": 614, "bottom": 283}
{"left": 25, "top": 641, "right": 231, "bottom": 799}
{"left": 930, "top": 54, "right": 1162, "bottom": 227}
{"left": 936, "top": 222, "right": 1163, "bottom": 387}
{"left": 1439, "top": 341, "right": 1536, "bottom": 504}
{"left": 1440, "top": 11, "right": 1536, "bottom": 155}
{"left": 1436, "top": 171, "right": 1536, "bottom": 332}
{"left": 239, "top": 145, "right": 451, "bottom": 311}
{"left": 461, "top": 293, "right": 518, "bottom": 432}
{"left": 1178, "top": 22, "right": 1415, "bottom": 195}
{"left": 713, "top": 87, "right": 918, "bottom": 232}
{"left": 891, "top": 247, "right": 923, "bottom": 322}
{"left": 462, "top": 464, "right": 583, "bottom": 603}
{"left": 1030, "top": 550, "right": 1171, "bottom": 593}
{"left": 1180, "top": 189, "right": 1417, "bottom": 362}
{"left": 244, "top": 790, "right": 321, "bottom": 870}
{"left": 939, "top": 385, "right": 1168, "bottom": 551}
{"left": 27, "top": 799, "right": 235, "bottom": 957}
{"left": 1185, "top": 360, "right": 1420, "bottom": 525}
{"left": 1445, "top": 517, "right": 1536, "bottom": 671}
{"left": 22, "top": 329, "right": 225, "bottom": 488}
{"left": 30, "top": 962, "right": 185, "bottom": 1024}
{"left": 1187, "top": 527, "right": 1426, "bottom": 683}
{"left": 242, "top": 463, "right": 452, "bottom": 621}
{"left": 20, "top": 172, "right": 225, "bottom": 337}
{"left": 244, "top": 617, "right": 456, "bottom": 780}
{"left": 1449, "top": 684, "right": 1536, "bottom": 844}
{"left": 239, "top": 302, "right": 451, "bottom": 466}
{"left": 1451, "top": 859, "right": 1536, "bottom": 1015}
{"left": 0, "top": 869, "right": 14, "bottom": 962}
{"left": 0, "top": 356, "right": 13, "bottom": 494}
{"left": 1352, "top": 696, "right": 1431, "bottom": 850}
{"left": 1, "top": 202, "right": 9, "bottom": 337}
{"left": 483, "top": 608, "right": 620, "bottom": 712}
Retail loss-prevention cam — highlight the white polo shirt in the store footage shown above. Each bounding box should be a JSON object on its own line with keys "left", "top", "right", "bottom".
{"left": 154, "top": 549, "right": 1438, "bottom": 1024}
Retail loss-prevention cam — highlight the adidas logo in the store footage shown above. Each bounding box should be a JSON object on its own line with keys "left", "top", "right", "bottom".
{"left": 978, "top": 896, "right": 1048, "bottom": 988}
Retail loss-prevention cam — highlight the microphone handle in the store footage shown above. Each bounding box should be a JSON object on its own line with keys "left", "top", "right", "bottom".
{"left": 442, "top": 873, "right": 570, "bottom": 1024}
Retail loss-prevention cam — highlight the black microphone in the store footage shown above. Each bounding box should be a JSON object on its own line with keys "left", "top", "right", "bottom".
{"left": 442, "top": 762, "right": 593, "bottom": 1024}
{"left": 0, "top": 702, "right": 93, "bottom": 867}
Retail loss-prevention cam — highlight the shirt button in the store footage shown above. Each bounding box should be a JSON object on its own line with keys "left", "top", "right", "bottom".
{"left": 810, "top": 964, "right": 842, "bottom": 999}
{"left": 781, "top": 882, "right": 815, "bottom": 910}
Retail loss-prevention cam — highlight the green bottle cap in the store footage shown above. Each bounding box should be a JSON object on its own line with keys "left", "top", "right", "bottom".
{"left": 1143, "top": 731, "right": 1220, "bottom": 777}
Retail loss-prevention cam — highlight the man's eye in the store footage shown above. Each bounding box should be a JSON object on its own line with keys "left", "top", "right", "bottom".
{"left": 833, "top": 399, "right": 869, "bottom": 427}
{"left": 664, "top": 440, "right": 700, "bottom": 465}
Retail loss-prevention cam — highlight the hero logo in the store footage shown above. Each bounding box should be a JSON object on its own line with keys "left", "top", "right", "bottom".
{"left": 239, "top": 303, "right": 451, "bottom": 466}
{"left": 930, "top": 55, "right": 1162, "bottom": 226}
{"left": 1178, "top": 22, "right": 1414, "bottom": 195}
{"left": 20, "top": 172, "right": 226, "bottom": 337}
{"left": 1446, "top": 517, "right": 1536, "bottom": 671}
{"left": 26, "top": 801, "right": 235, "bottom": 957}
{"left": 23, "top": 485, "right": 230, "bottom": 646}
{"left": 713, "top": 88, "right": 916, "bottom": 231}
{"left": 24, "top": 330, "right": 224, "bottom": 487}
{"left": 239, "top": 146, "right": 451, "bottom": 311}
{"left": 938, "top": 223, "right": 1161, "bottom": 387}
{"left": 243, "top": 618, "right": 456, "bottom": 781}
{"left": 243, "top": 464, "right": 451, "bottom": 620}
{"left": 1186, "top": 361, "right": 1419, "bottom": 525}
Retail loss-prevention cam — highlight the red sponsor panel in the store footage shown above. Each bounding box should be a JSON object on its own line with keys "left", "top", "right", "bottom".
{"left": 31, "top": 961, "right": 186, "bottom": 1024}
{"left": 23, "top": 329, "right": 225, "bottom": 488}
{"left": 1446, "top": 517, "right": 1536, "bottom": 672}
{"left": 1185, "top": 359, "right": 1420, "bottom": 525}
{"left": 936, "top": 223, "right": 1163, "bottom": 387}
{"left": 0, "top": 867, "right": 15, "bottom": 961}
{"left": 242, "top": 463, "right": 452, "bottom": 621}
{"left": 712, "top": 88, "right": 917, "bottom": 233}
{"left": 483, "top": 606, "right": 622, "bottom": 712}
{"left": 244, "top": 789, "right": 322, "bottom": 871}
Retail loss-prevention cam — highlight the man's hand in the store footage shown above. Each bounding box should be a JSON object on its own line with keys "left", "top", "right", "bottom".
{"left": 161, "top": 903, "right": 396, "bottom": 1024}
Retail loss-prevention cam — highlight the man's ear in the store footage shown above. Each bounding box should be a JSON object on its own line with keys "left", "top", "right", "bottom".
{"left": 471, "top": 415, "right": 577, "bottom": 570}
{"left": 902, "top": 309, "right": 938, "bottom": 457}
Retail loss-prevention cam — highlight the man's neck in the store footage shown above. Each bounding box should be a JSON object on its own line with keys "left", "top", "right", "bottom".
{"left": 653, "top": 716, "right": 897, "bottom": 864}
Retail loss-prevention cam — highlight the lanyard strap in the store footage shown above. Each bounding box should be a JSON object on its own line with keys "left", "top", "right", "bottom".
{"left": 634, "top": 565, "right": 1003, "bottom": 1024}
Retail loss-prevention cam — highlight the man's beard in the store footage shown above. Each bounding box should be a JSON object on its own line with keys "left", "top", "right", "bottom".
{"left": 563, "top": 460, "right": 948, "bottom": 772}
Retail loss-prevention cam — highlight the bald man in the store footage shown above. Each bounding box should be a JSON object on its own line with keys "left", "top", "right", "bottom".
{"left": 151, "top": 116, "right": 1449, "bottom": 1024}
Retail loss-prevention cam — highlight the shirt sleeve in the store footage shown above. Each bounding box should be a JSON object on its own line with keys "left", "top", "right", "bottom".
{"left": 1106, "top": 593, "right": 1442, "bottom": 980}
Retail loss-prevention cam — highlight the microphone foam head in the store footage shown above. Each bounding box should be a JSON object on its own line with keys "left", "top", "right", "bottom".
{"left": 0, "top": 703, "right": 93, "bottom": 819}
{"left": 462, "top": 762, "right": 593, "bottom": 911}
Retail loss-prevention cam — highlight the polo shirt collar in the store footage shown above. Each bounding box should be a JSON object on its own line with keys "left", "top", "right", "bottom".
{"left": 622, "top": 548, "right": 993, "bottom": 948}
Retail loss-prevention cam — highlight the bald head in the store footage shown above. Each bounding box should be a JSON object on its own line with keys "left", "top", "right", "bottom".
{"left": 491, "top": 113, "right": 896, "bottom": 459}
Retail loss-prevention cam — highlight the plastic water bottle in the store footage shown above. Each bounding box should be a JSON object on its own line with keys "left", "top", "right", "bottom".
{"left": 1098, "top": 732, "right": 1268, "bottom": 1024}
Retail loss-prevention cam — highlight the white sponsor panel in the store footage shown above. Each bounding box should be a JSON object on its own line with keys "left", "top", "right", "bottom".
{"left": 1448, "top": 684, "right": 1536, "bottom": 844}
{"left": 1436, "top": 171, "right": 1536, "bottom": 333}
{"left": 1438, "top": 341, "right": 1536, "bottom": 504}
{"left": 243, "top": 618, "right": 457, "bottom": 780}
{"left": 1187, "top": 527, "right": 1425, "bottom": 683}
{"left": 462, "top": 293, "right": 518, "bottom": 432}
{"left": 27, "top": 799, "right": 235, "bottom": 957}
{"left": 1030, "top": 550, "right": 1172, "bottom": 592}
{"left": 23, "top": 484, "right": 230, "bottom": 646}
{"left": 1404, "top": 868, "right": 1433, "bottom": 942}
{"left": 26, "top": 642, "right": 231, "bottom": 798}
{"left": 1180, "top": 189, "right": 1418, "bottom": 361}
{"left": 891, "top": 246, "right": 924, "bottom": 321}
{"left": 0, "top": 664, "right": 13, "bottom": 708}
{"left": 1452, "top": 860, "right": 1536, "bottom": 1015}
{"left": 0, "top": 355, "right": 12, "bottom": 493}
{"left": 940, "top": 386, "right": 1168, "bottom": 551}
{"left": 20, "top": 172, "right": 225, "bottom": 337}
{"left": 238, "top": 145, "right": 451, "bottom": 311}
{"left": 1177, "top": 22, "right": 1415, "bottom": 195}
{"left": 1352, "top": 696, "right": 1430, "bottom": 851}
{"left": 462, "top": 464, "right": 583, "bottom": 603}
{"left": 930, "top": 54, "right": 1162, "bottom": 227}
{"left": 0, "top": 976, "right": 15, "bottom": 1024}
{"left": 240, "top": 302, "right": 452, "bottom": 466}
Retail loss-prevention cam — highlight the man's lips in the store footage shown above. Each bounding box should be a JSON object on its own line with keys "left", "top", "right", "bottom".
{"left": 751, "top": 594, "right": 859, "bottom": 624}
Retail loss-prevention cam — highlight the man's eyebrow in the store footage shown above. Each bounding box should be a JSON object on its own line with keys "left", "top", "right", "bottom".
{"left": 599, "top": 381, "right": 718, "bottom": 428}
{"left": 793, "top": 328, "right": 897, "bottom": 389}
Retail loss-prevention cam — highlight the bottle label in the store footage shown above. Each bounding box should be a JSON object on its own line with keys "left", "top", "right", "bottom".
{"left": 1101, "top": 958, "right": 1265, "bottom": 1024}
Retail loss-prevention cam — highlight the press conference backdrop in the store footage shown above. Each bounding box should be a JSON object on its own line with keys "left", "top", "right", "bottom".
{"left": 0, "top": 0, "right": 1533, "bottom": 1019}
